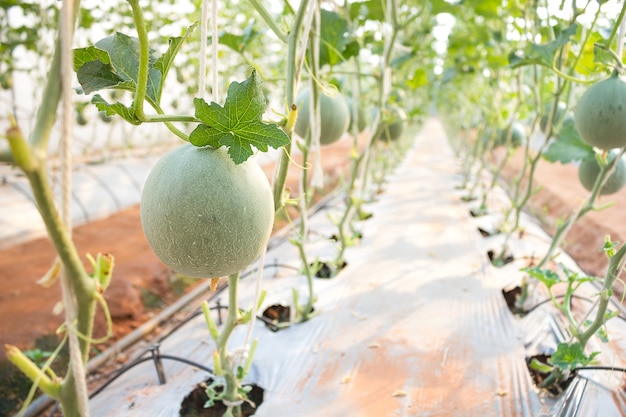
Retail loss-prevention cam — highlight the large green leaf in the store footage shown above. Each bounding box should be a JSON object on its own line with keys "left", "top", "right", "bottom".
{"left": 318, "top": 10, "right": 349, "bottom": 67}
{"left": 543, "top": 117, "right": 594, "bottom": 164}
{"left": 349, "top": 0, "right": 384, "bottom": 22}
{"left": 75, "top": 24, "right": 195, "bottom": 107}
{"left": 509, "top": 23, "right": 578, "bottom": 69}
{"left": 190, "top": 70, "right": 290, "bottom": 164}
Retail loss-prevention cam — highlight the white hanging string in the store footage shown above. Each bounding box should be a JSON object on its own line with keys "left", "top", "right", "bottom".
{"left": 296, "top": 1, "right": 316, "bottom": 84}
{"left": 211, "top": 0, "right": 219, "bottom": 101}
{"left": 309, "top": 1, "right": 324, "bottom": 189}
{"left": 60, "top": 0, "right": 90, "bottom": 415}
{"left": 240, "top": 247, "right": 266, "bottom": 364}
{"left": 617, "top": 14, "right": 626, "bottom": 59}
{"left": 198, "top": 0, "right": 209, "bottom": 98}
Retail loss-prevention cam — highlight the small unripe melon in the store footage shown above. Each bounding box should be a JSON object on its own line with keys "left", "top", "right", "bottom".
{"left": 294, "top": 88, "right": 350, "bottom": 145}
{"left": 496, "top": 122, "right": 526, "bottom": 148}
{"left": 574, "top": 74, "right": 626, "bottom": 149}
{"left": 140, "top": 144, "right": 274, "bottom": 278}
{"left": 376, "top": 105, "right": 407, "bottom": 141}
{"left": 578, "top": 152, "right": 626, "bottom": 195}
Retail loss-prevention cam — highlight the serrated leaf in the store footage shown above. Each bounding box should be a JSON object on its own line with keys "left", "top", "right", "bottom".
{"left": 188, "top": 124, "right": 226, "bottom": 148}
{"left": 522, "top": 266, "right": 561, "bottom": 288}
{"left": 319, "top": 10, "right": 349, "bottom": 67}
{"left": 550, "top": 342, "right": 598, "bottom": 371}
{"left": 92, "top": 95, "right": 140, "bottom": 125}
{"left": 543, "top": 118, "right": 594, "bottom": 164}
{"left": 190, "top": 69, "right": 289, "bottom": 164}
{"left": 73, "top": 45, "right": 110, "bottom": 71}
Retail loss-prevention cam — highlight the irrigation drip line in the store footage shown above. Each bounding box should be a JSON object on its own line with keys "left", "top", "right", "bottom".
{"left": 524, "top": 294, "right": 594, "bottom": 315}
{"left": 524, "top": 293, "right": 626, "bottom": 323}
{"left": 574, "top": 365, "right": 626, "bottom": 374}
{"left": 47, "top": 346, "right": 216, "bottom": 417}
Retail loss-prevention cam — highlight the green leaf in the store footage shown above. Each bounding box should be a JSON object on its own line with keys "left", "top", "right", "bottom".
{"left": 509, "top": 23, "right": 578, "bottom": 69}
{"left": 92, "top": 95, "right": 141, "bottom": 125}
{"left": 75, "top": 32, "right": 169, "bottom": 105}
{"left": 342, "top": 40, "right": 361, "bottom": 61}
{"left": 522, "top": 266, "right": 561, "bottom": 288}
{"left": 217, "top": 22, "right": 260, "bottom": 53}
{"left": 574, "top": 31, "right": 603, "bottom": 76}
{"left": 550, "top": 342, "right": 598, "bottom": 371}
{"left": 602, "top": 237, "right": 619, "bottom": 257}
{"left": 470, "top": 0, "right": 501, "bottom": 18}
{"left": 350, "top": 0, "right": 384, "bottom": 22}
{"left": 190, "top": 69, "right": 290, "bottom": 164}
{"left": 76, "top": 59, "right": 133, "bottom": 94}
{"left": 406, "top": 68, "right": 428, "bottom": 89}
{"left": 543, "top": 117, "right": 594, "bottom": 164}
{"left": 318, "top": 10, "right": 349, "bottom": 67}
{"left": 73, "top": 45, "right": 111, "bottom": 71}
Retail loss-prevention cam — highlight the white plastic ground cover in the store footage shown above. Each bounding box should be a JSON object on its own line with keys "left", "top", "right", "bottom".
{"left": 466, "top": 165, "right": 626, "bottom": 416}
{"left": 87, "top": 119, "right": 625, "bottom": 416}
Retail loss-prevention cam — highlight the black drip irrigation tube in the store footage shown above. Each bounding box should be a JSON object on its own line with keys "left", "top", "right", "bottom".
{"left": 47, "top": 343, "right": 216, "bottom": 417}
{"left": 19, "top": 190, "right": 346, "bottom": 417}
{"left": 522, "top": 293, "right": 626, "bottom": 324}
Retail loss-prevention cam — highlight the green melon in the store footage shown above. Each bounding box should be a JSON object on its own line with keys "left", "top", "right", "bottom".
{"left": 294, "top": 88, "right": 350, "bottom": 145}
{"left": 376, "top": 105, "right": 407, "bottom": 141}
{"left": 578, "top": 152, "right": 626, "bottom": 195}
{"left": 140, "top": 144, "right": 274, "bottom": 278}
{"left": 574, "top": 73, "right": 626, "bottom": 149}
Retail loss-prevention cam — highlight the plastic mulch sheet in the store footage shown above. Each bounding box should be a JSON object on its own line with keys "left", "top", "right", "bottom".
{"left": 88, "top": 119, "right": 626, "bottom": 417}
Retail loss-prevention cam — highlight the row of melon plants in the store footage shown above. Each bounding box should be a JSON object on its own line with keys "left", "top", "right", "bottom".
{"left": 0, "top": 1, "right": 429, "bottom": 416}
{"left": 440, "top": 0, "right": 626, "bottom": 396}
